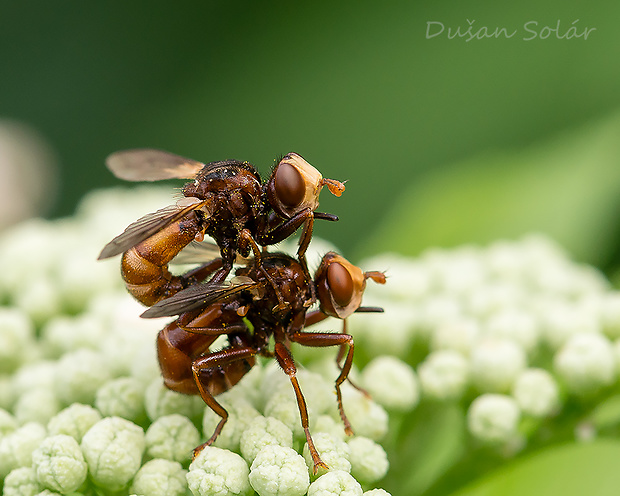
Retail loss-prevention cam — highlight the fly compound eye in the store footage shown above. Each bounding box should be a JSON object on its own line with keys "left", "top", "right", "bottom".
{"left": 327, "top": 262, "right": 354, "bottom": 307}
{"left": 275, "top": 162, "right": 305, "bottom": 208}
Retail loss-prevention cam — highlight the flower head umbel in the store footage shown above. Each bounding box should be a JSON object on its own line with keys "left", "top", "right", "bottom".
{"left": 350, "top": 233, "right": 620, "bottom": 466}
{"left": 4, "top": 186, "right": 619, "bottom": 495}
{"left": 0, "top": 187, "right": 396, "bottom": 495}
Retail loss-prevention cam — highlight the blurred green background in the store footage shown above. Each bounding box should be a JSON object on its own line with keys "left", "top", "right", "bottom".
{"left": 3, "top": 0, "right": 620, "bottom": 272}
{"left": 3, "top": 2, "right": 620, "bottom": 494}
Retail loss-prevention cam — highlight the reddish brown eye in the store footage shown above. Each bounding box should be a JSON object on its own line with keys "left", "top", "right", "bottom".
{"left": 327, "top": 262, "right": 354, "bottom": 307}
{"left": 275, "top": 163, "right": 305, "bottom": 207}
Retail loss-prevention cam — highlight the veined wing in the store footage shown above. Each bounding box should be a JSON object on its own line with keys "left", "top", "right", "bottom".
{"left": 106, "top": 149, "right": 206, "bottom": 181}
{"left": 98, "top": 198, "right": 210, "bottom": 259}
{"left": 140, "top": 279, "right": 260, "bottom": 318}
{"left": 170, "top": 240, "right": 222, "bottom": 265}
{"left": 171, "top": 240, "right": 253, "bottom": 266}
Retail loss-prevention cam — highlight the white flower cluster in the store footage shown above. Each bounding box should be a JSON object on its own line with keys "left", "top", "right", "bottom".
{"left": 0, "top": 188, "right": 405, "bottom": 495}
{"left": 348, "top": 235, "right": 620, "bottom": 450}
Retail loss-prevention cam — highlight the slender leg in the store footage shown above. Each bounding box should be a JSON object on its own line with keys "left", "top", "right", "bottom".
{"left": 289, "top": 331, "right": 358, "bottom": 436}
{"left": 255, "top": 209, "right": 317, "bottom": 306}
{"left": 238, "top": 229, "right": 263, "bottom": 267}
{"left": 177, "top": 312, "right": 247, "bottom": 335}
{"left": 273, "top": 342, "right": 328, "bottom": 473}
{"left": 191, "top": 346, "right": 257, "bottom": 458}
{"left": 295, "top": 215, "right": 313, "bottom": 262}
{"left": 238, "top": 229, "right": 287, "bottom": 310}
{"left": 302, "top": 312, "right": 368, "bottom": 396}
{"left": 255, "top": 209, "right": 313, "bottom": 246}
{"left": 304, "top": 309, "right": 329, "bottom": 327}
{"left": 205, "top": 263, "right": 233, "bottom": 285}
{"left": 296, "top": 217, "right": 317, "bottom": 306}
{"left": 175, "top": 307, "right": 247, "bottom": 335}
{"left": 179, "top": 322, "right": 248, "bottom": 335}
{"left": 177, "top": 258, "right": 224, "bottom": 286}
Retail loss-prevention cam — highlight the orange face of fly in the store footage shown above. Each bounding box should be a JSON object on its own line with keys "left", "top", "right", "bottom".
{"left": 267, "top": 153, "right": 345, "bottom": 218}
{"left": 315, "top": 252, "right": 386, "bottom": 319}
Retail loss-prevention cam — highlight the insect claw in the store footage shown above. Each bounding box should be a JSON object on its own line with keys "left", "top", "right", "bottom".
{"left": 304, "top": 278, "right": 318, "bottom": 307}
{"left": 313, "top": 459, "right": 329, "bottom": 475}
{"left": 192, "top": 442, "right": 207, "bottom": 460}
{"left": 272, "top": 302, "right": 289, "bottom": 313}
{"left": 303, "top": 295, "right": 316, "bottom": 308}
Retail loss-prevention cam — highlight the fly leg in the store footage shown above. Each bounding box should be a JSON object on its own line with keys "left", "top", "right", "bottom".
{"left": 176, "top": 308, "right": 247, "bottom": 335}
{"left": 256, "top": 209, "right": 338, "bottom": 307}
{"left": 273, "top": 342, "right": 328, "bottom": 474}
{"left": 238, "top": 229, "right": 287, "bottom": 310}
{"left": 191, "top": 345, "right": 257, "bottom": 458}
{"left": 289, "top": 330, "right": 359, "bottom": 437}
{"left": 175, "top": 257, "right": 224, "bottom": 288}
{"left": 303, "top": 311, "right": 369, "bottom": 397}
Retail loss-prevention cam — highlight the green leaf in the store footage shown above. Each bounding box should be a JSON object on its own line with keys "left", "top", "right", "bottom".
{"left": 384, "top": 403, "right": 466, "bottom": 496}
{"left": 450, "top": 440, "right": 620, "bottom": 496}
{"left": 360, "top": 111, "right": 620, "bottom": 267}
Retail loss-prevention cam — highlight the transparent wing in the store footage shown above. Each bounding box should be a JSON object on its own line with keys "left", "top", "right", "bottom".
{"left": 140, "top": 280, "right": 259, "bottom": 318}
{"left": 106, "top": 149, "right": 206, "bottom": 181}
{"left": 171, "top": 240, "right": 253, "bottom": 266}
{"left": 98, "top": 198, "right": 210, "bottom": 259}
{"left": 170, "top": 240, "right": 222, "bottom": 265}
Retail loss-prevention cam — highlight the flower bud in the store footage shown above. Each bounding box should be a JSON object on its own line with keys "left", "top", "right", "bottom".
{"left": 467, "top": 394, "right": 520, "bottom": 445}
{"left": 470, "top": 338, "right": 526, "bottom": 393}
{"left": 554, "top": 333, "right": 616, "bottom": 396}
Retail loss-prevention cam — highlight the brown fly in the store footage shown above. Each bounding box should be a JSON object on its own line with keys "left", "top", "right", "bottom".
{"left": 149, "top": 251, "right": 385, "bottom": 472}
{"left": 97, "top": 150, "right": 345, "bottom": 306}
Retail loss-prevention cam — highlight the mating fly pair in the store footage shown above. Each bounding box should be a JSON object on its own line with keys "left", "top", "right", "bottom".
{"left": 99, "top": 149, "right": 385, "bottom": 472}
